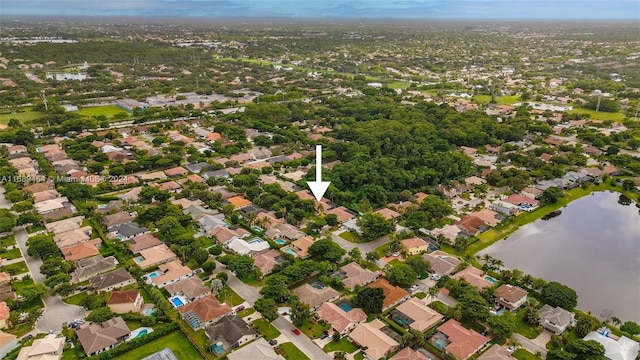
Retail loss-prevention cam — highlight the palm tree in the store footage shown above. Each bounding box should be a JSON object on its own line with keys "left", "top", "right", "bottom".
{"left": 428, "top": 286, "right": 440, "bottom": 303}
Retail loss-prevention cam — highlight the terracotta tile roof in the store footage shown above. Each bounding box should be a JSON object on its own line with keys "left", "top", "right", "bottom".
{"left": 292, "top": 284, "right": 340, "bottom": 309}
{"left": 400, "top": 237, "right": 429, "bottom": 250}
{"left": 177, "top": 295, "right": 232, "bottom": 323}
{"left": 390, "top": 347, "right": 430, "bottom": 360}
{"left": 0, "top": 302, "right": 9, "bottom": 321}
{"left": 164, "top": 166, "right": 188, "bottom": 177}
{"left": 337, "top": 262, "right": 378, "bottom": 291}
{"left": 129, "top": 233, "right": 162, "bottom": 253}
{"left": 452, "top": 267, "right": 493, "bottom": 290}
{"left": 368, "top": 279, "right": 409, "bottom": 311}
{"left": 437, "top": 319, "right": 489, "bottom": 360}
{"left": 316, "top": 302, "right": 366, "bottom": 334}
{"left": 349, "top": 319, "right": 399, "bottom": 359}
{"left": 395, "top": 298, "right": 444, "bottom": 332}
{"left": 107, "top": 289, "right": 140, "bottom": 305}
{"left": 253, "top": 249, "right": 281, "bottom": 275}
{"left": 374, "top": 208, "right": 401, "bottom": 220}
{"left": 227, "top": 196, "right": 252, "bottom": 210}
{"left": 62, "top": 238, "right": 102, "bottom": 261}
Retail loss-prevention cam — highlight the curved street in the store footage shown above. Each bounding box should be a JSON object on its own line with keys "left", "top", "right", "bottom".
{"left": 36, "top": 295, "right": 86, "bottom": 333}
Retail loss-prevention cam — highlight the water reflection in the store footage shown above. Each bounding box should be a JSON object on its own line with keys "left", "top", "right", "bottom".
{"left": 481, "top": 191, "right": 640, "bottom": 323}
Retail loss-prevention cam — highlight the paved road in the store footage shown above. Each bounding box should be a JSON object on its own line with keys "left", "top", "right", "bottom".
{"left": 14, "top": 227, "right": 45, "bottom": 283}
{"left": 36, "top": 295, "right": 86, "bottom": 333}
{"left": 273, "top": 316, "right": 331, "bottom": 360}
{"left": 331, "top": 231, "right": 391, "bottom": 254}
{"left": 513, "top": 333, "right": 548, "bottom": 357}
{"left": 0, "top": 187, "right": 11, "bottom": 209}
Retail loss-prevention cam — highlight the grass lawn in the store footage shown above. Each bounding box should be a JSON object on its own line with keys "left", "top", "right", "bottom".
{"left": 1, "top": 261, "right": 29, "bottom": 275}
{"left": 63, "top": 291, "right": 89, "bottom": 306}
{"left": 78, "top": 105, "right": 130, "bottom": 119}
{"left": 299, "top": 319, "right": 329, "bottom": 339}
{"left": 126, "top": 320, "right": 142, "bottom": 331}
{"left": 512, "top": 349, "right": 543, "bottom": 360}
{"left": 0, "top": 248, "right": 23, "bottom": 260}
{"left": 279, "top": 342, "right": 310, "bottom": 360}
{"left": 567, "top": 108, "right": 625, "bottom": 122}
{"left": 0, "top": 109, "right": 44, "bottom": 124}
{"left": 515, "top": 309, "right": 540, "bottom": 339}
{"left": 354, "top": 351, "right": 365, "bottom": 360}
{"left": 11, "top": 277, "right": 34, "bottom": 293}
{"left": 242, "top": 272, "right": 265, "bottom": 286}
{"left": 429, "top": 301, "right": 449, "bottom": 315}
{"left": 237, "top": 308, "right": 255, "bottom": 318}
{"left": 323, "top": 337, "right": 359, "bottom": 353}
{"left": 0, "top": 235, "right": 17, "bottom": 247}
{"left": 474, "top": 94, "right": 522, "bottom": 105}
{"left": 414, "top": 292, "right": 427, "bottom": 299}
{"left": 111, "top": 332, "right": 202, "bottom": 360}
{"left": 253, "top": 318, "right": 281, "bottom": 341}
{"left": 61, "top": 346, "right": 84, "bottom": 360}
{"left": 339, "top": 231, "right": 364, "bottom": 243}
{"left": 217, "top": 286, "right": 243, "bottom": 306}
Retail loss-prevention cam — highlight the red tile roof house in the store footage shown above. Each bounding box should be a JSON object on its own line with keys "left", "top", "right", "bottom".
{"left": 316, "top": 302, "right": 367, "bottom": 336}
{"left": 178, "top": 295, "right": 232, "bottom": 330}
{"left": 164, "top": 166, "right": 188, "bottom": 178}
{"left": 433, "top": 319, "right": 490, "bottom": 360}
{"left": 368, "top": 279, "right": 410, "bottom": 311}
{"left": 452, "top": 267, "right": 494, "bottom": 290}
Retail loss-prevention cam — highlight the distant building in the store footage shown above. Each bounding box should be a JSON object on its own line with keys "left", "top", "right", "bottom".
{"left": 116, "top": 99, "right": 147, "bottom": 113}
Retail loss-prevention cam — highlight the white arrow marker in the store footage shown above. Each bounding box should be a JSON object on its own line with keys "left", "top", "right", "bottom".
{"left": 307, "top": 144, "right": 331, "bottom": 202}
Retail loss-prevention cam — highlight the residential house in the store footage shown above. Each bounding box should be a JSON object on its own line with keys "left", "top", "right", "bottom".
{"left": 505, "top": 194, "right": 539, "bottom": 210}
{"left": 264, "top": 223, "right": 305, "bottom": 241}
{"left": 374, "top": 208, "right": 402, "bottom": 221}
{"left": 178, "top": 295, "right": 233, "bottom": 330}
{"left": 150, "top": 260, "right": 194, "bottom": 288}
{"left": 74, "top": 256, "right": 119, "bottom": 282}
{"left": 253, "top": 249, "right": 282, "bottom": 276}
{"left": 107, "top": 290, "right": 143, "bottom": 314}
{"left": 165, "top": 276, "right": 211, "bottom": 302}
{"left": 62, "top": 238, "right": 102, "bottom": 261}
{"left": 423, "top": 251, "right": 461, "bottom": 276}
{"left": 226, "top": 338, "right": 284, "bottom": 360}
{"left": 15, "top": 334, "right": 64, "bottom": 360}
{"left": 431, "top": 224, "right": 462, "bottom": 244}
{"left": 583, "top": 332, "right": 639, "bottom": 360}
{"left": 538, "top": 305, "right": 574, "bottom": 335}
{"left": 109, "top": 223, "right": 148, "bottom": 241}
{"left": 348, "top": 319, "right": 400, "bottom": 360}
{"left": 44, "top": 216, "right": 84, "bottom": 234}
{"left": 281, "top": 236, "right": 314, "bottom": 259}
{"left": 0, "top": 302, "right": 9, "bottom": 329}
{"left": 103, "top": 212, "right": 135, "bottom": 229}
{"left": 197, "top": 213, "right": 227, "bottom": 233}
{"left": 226, "top": 196, "right": 252, "bottom": 210}
{"left": 141, "top": 348, "right": 179, "bottom": 360}
{"left": 494, "top": 284, "right": 528, "bottom": 311}
{"left": 465, "top": 176, "right": 486, "bottom": 186}
{"left": 0, "top": 331, "right": 17, "bottom": 359}
{"left": 455, "top": 216, "right": 488, "bottom": 237}
{"left": 128, "top": 233, "right": 162, "bottom": 254}
{"left": 434, "top": 319, "right": 489, "bottom": 360}
{"left": 42, "top": 208, "right": 75, "bottom": 222}
{"left": 210, "top": 226, "right": 247, "bottom": 245}
{"left": 292, "top": 284, "right": 340, "bottom": 310}
{"left": 400, "top": 237, "right": 430, "bottom": 255}
{"left": 183, "top": 204, "right": 217, "bottom": 221}
{"left": 469, "top": 209, "right": 501, "bottom": 227}
{"left": 32, "top": 189, "right": 61, "bottom": 203}
{"left": 185, "top": 162, "right": 212, "bottom": 174}
{"left": 96, "top": 200, "right": 124, "bottom": 214}
{"left": 390, "top": 347, "right": 430, "bottom": 360}
{"left": 205, "top": 315, "right": 257, "bottom": 351}
{"left": 227, "top": 237, "right": 270, "bottom": 256}
{"left": 324, "top": 206, "right": 356, "bottom": 223}
{"left": 315, "top": 302, "right": 367, "bottom": 335}
{"left": 490, "top": 200, "right": 519, "bottom": 216}
{"left": 23, "top": 182, "right": 55, "bottom": 194}
{"left": 392, "top": 298, "right": 444, "bottom": 332}
{"left": 89, "top": 268, "right": 135, "bottom": 292}
{"left": 164, "top": 166, "right": 188, "bottom": 178}
{"left": 477, "top": 345, "right": 513, "bottom": 360}
{"left": 332, "top": 262, "right": 378, "bottom": 291}
{"left": 452, "top": 267, "right": 493, "bottom": 290}
{"left": 368, "top": 279, "right": 410, "bottom": 311}
{"left": 136, "top": 244, "right": 178, "bottom": 269}
{"left": 54, "top": 226, "right": 92, "bottom": 249}
{"left": 34, "top": 197, "right": 70, "bottom": 215}
{"left": 76, "top": 317, "right": 130, "bottom": 356}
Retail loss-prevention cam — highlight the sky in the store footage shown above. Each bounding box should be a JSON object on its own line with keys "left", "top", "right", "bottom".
{"left": 2, "top": 0, "right": 639, "bottom": 19}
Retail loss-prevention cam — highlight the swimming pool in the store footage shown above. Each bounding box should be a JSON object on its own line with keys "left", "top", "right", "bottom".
{"left": 435, "top": 338, "right": 447, "bottom": 350}
{"left": 136, "top": 329, "right": 148, "bottom": 338}
{"left": 252, "top": 226, "right": 262, "bottom": 232}
{"left": 169, "top": 295, "right": 189, "bottom": 308}
{"left": 485, "top": 276, "right": 498, "bottom": 285}
{"left": 145, "top": 307, "right": 154, "bottom": 316}
{"left": 247, "top": 238, "right": 264, "bottom": 245}
{"left": 275, "top": 239, "right": 286, "bottom": 245}
{"left": 148, "top": 271, "right": 160, "bottom": 279}
{"left": 338, "top": 303, "right": 353, "bottom": 312}
{"left": 284, "top": 248, "right": 297, "bottom": 256}
{"left": 134, "top": 256, "right": 144, "bottom": 263}
{"left": 211, "top": 344, "right": 225, "bottom": 355}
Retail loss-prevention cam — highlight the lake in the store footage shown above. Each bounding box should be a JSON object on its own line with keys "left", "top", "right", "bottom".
{"left": 480, "top": 191, "right": 640, "bottom": 323}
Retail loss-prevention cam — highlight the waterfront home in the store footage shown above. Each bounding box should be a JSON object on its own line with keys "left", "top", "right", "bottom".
{"left": 538, "top": 304, "right": 574, "bottom": 335}
{"left": 494, "top": 284, "right": 528, "bottom": 311}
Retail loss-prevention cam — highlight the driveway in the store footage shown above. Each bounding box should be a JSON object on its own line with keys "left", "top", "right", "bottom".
{"left": 331, "top": 231, "right": 391, "bottom": 254}
{"left": 273, "top": 315, "right": 331, "bottom": 360}
{"left": 213, "top": 262, "right": 261, "bottom": 305}
{"left": 0, "top": 187, "right": 11, "bottom": 209}
{"left": 36, "top": 295, "right": 86, "bottom": 333}
{"left": 513, "top": 333, "right": 548, "bottom": 357}
{"left": 14, "top": 227, "right": 45, "bottom": 283}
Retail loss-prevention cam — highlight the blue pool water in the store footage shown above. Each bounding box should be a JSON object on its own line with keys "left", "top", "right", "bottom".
{"left": 145, "top": 308, "right": 154, "bottom": 316}
{"left": 338, "top": 303, "right": 352, "bottom": 312}
{"left": 435, "top": 338, "right": 447, "bottom": 350}
{"left": 275, "top": 239, "right": 286, "bottom": 245}
{"left": 171, "top": 297, "right": 185, "bottom": 307}
{"left": 134, "top": 256, "right": 144, "bottom": 263}
{"left": 211, "top": 344, "right": 225, "bottom": 355}
{"left": 284, "top": 248, "right": 297, "bottom": 255}
{"left": 148, "top": 272, "right": 159, "bottom": 279}
{"left": 136, "top": 329, "right": 148, "bottom": 338}
{"left": 485, "top": 276, "right": 498, "bottom": 285}
{"left": 252, "top": 226, "right": 262, "bottom": 232}
{"left": 247, "top": 238, "right": 264, "bottom": 244}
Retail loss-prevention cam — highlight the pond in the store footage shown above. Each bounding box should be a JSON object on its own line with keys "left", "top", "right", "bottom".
{"left": 480, "top": 191, "right": 640, "bottom": 322}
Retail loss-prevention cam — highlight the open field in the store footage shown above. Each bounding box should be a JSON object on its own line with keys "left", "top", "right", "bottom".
{"left": 0, "top": 109, "right": 44, "bottom": 124}
{"left": 474, "top": 94, "right": 522, "bottom": 105}
{"left": 78, "top": 105, "right": 130, "bottom": 118}
{"left": 567, "top": 108, "right": 625, "bottom": 122}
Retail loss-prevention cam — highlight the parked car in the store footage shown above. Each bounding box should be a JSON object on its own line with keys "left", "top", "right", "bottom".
{"left": 292, "top": 329, "right": 301, "bottom": 335}
{"left": 269, "top": 339, "right": 278, "bottom": 346}
{"left": 235, "top": 305, "right": 245, "bottom": 312}
{"left": 320, "top": 333, "right": 330, "bottom": 340}
{"left": 410, "top": 284, "right": 419, "bottom": 292}
{"left": 507, "top": 346, "right": 516, "bottom": 353}
{"left": 392, "top": 252, "right": 400, "bottom": 257}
